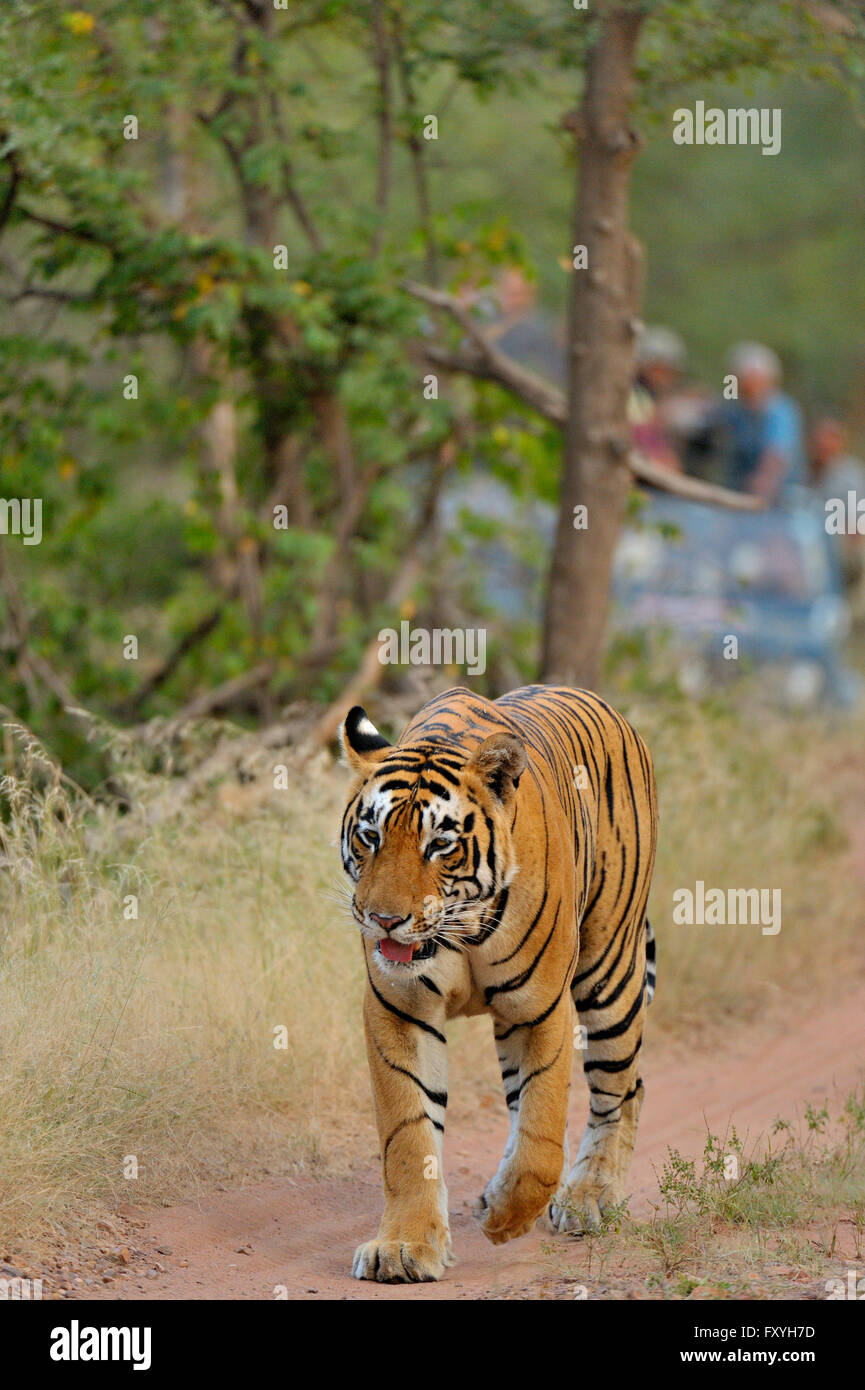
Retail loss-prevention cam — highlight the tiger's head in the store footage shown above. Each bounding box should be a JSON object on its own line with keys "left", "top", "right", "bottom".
{"left": 339, "top": 706, "right": 526, "bottom": 968}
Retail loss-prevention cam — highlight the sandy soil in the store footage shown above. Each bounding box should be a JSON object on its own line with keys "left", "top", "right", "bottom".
{"left": 72, "top": 988, "right": 865, "bottom": 1301}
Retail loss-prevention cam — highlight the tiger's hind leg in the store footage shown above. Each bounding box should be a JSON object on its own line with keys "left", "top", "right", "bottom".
{"left": 548, "top": 914, "right": 649, "bottom": 1234}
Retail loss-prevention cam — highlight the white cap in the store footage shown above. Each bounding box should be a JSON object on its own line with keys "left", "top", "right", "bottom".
{"left": 728, "top": 341, "right": 781, "bottom": 382}
{"left": 636, "top": 325, "right": 686, "bottom": 370}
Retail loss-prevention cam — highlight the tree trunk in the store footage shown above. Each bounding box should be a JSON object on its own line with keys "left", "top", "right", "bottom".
{"left": 540, "top": 8, "right": 645, "bottom": 690}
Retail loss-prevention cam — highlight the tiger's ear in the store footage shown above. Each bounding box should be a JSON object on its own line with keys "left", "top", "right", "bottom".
{"left": 339, "top": 706, "right": 392, "bottom": 775}
{"left": 468, "top": 732, "right": 527, "bottom": 805}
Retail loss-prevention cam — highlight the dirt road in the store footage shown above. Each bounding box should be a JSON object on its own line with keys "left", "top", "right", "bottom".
{"left": 91, "top": 990, "right": 864, "bottom": 1300}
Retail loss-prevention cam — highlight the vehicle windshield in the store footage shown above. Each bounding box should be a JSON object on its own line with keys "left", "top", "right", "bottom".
{"left": 614, "top": 496, "right": 835, "bottom": 604}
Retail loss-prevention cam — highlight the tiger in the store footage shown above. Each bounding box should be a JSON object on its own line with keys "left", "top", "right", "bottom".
{"left": 338, "top": 684, "right": 658, "bottom": 1284}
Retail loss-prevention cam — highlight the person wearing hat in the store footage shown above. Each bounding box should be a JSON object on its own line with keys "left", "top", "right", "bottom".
{"left": 719, "top": 342, "right": 806, "bottom": 502}
{"left": 628, "top": 325, "right": 687, "bottom": 473}
{"left": 810, "top": 415, "right": 865, "bottom": 603}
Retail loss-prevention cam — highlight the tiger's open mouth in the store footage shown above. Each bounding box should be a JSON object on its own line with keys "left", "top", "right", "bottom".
{"left": 377, "top": 937, "right": 437, "bottom": 964}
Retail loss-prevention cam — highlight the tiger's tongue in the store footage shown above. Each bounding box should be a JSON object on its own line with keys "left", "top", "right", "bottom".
{"left": 380, "top": 938, "right": 415, "bottom": 963}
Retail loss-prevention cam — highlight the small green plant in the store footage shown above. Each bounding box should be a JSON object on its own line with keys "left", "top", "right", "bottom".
{"left": 804, "top": 1102, "right": 830, "bottom": 1134}
{"left": 636, "top": 1213, "right": 702, "bottom": 1278}
{"left": 650, "top": 1093, "right": 865, "bottom": 1245}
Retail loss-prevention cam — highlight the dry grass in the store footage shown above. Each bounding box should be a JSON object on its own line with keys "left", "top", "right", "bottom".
{"left": 0, "top": 735, "right": 363, "bottom": 1254}
{"left": 0, "top": 696, "right": 863, "bottom": 1257}
{"left": 626, "top": 695, "right": 865, "bottom": 1036}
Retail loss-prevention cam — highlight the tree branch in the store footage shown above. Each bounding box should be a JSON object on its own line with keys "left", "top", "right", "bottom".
{"left": 370, "top": 0, "right": 393, "bottom": 256}
{"left": 404, "top": 280, "right": 764, "bottom": 511}
{"left": 265, "top": 90, "right": 324, "bottom": 253}
{"left": 625, "top": 452, "right": 764, "bottom": 509}
{"left": 0, "top": 543, "right": 91, "bottom": 715}
{"left": 421, "top": 340, "right": 567, "bottom": 424}
{"left": 391, "top": 17, "right": 438, "bottom": 282}
{"left": 147, "top": 660, "right": 276, "bottom": 734}
{"left": 0, "top": 141, "right": 21, "bottom": 239}
{"left": 1, "top": 281, "right": 97, "bottom": 307}
{"left": 16, "top": 206, "right": 115, "bottom": 249}
{"left": 115, "top": 605, "right": 226, "bottom": 719}
{"left": 309, "top": 447, "right": 452, "bottom": 749}
{"left": 404, "top": 279, "right": 568, "bottom": 422}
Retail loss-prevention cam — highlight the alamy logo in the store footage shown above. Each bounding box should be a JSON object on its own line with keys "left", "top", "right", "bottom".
{"left": 0, "top": 1276, "right": 42, "bottom": 1299}
{"left": 49, "top": 1321, "right": 152, "bottom": 1371}
{"left": 673, "top": 101, "right": 781, "bottom": 157}
{"left": 673, "top": 880, "right": 781, "bottom": 935}
{"left": 825, "top": 1270, "right": 865, "bottom": 1299}
{"left": 825, "top": 492, "right": 865, "bottom": 535}
{"left": 0, "top": 497, "right": 42, "bottom": 545}
{"left": 378, "top": 619, "right": 486, "bottom": 676}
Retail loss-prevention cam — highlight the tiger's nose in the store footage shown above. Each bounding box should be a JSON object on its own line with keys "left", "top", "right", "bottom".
{"left": 369, "top": 912, "right": 407, "bottom": 932}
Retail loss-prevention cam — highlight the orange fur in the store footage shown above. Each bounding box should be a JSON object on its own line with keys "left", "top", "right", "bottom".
{"left": 339, "top": 686, "right": 657, "bottom": 1282}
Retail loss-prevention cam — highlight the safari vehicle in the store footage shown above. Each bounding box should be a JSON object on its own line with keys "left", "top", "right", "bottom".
{"left": 611, "top": 488, "right": 860, "bottom": 708}
{"left": 441, "top": 476, "right": 859, "bottom": 708}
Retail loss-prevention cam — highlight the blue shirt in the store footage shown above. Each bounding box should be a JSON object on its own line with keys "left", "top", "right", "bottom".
{"left": 721, "top": 392, "right": 806, "bottom": 493}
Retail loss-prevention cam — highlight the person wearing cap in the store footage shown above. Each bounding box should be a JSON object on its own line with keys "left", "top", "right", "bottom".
{"left": 810, "top": 416, "right": 865, "bottom": 598}
{"left": 628, "top": 325, "right": 687, "bottom": 473}
{"left": 719, "top": 342, "right": 806, "bottom": 502}
{"left": 810, "top": 416, "right": 865, "bottom": 506}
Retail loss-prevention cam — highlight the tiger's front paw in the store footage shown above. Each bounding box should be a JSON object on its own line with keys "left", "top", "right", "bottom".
{"left": 474, "top": 1165, "right": 558, "bottom": 1246}
{"left": 352, "top": 1237, "right": 448, "bottom": 1283}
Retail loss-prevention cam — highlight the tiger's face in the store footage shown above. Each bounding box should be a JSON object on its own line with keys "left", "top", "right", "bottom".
{"left": 339, "top": 706, "right": 526, "bottom": 968}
